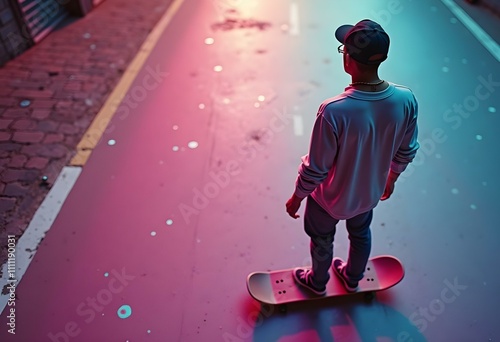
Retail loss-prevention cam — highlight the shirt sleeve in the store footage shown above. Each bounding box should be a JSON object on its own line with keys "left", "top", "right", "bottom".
{"left": 294, "top": 113, "right": 338, "bottom": 198}
{"left": 391, "top": 94, "right": 420, "bottom": 174}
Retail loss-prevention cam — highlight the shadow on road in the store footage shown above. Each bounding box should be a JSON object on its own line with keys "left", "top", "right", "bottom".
{"left": 245, "top": 293, "right": 426, "bottom": 342}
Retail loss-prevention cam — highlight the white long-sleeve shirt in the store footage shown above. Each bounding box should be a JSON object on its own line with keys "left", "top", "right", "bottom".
{"left": 294, "top": 83, "right": 419, "bottom": 219}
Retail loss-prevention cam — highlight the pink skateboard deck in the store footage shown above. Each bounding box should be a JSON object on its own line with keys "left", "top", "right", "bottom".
{"left": 246, "top": 255, "right": 404, "bottom": 305}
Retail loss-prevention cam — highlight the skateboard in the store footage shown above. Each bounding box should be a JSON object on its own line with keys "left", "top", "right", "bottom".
{"left": 246, "top": 255, "right": 404, "bottom": 306}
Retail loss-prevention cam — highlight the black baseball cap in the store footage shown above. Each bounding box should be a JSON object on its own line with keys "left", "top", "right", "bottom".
{"left": 335, "top": 19, "right": 390, "bottom": 65}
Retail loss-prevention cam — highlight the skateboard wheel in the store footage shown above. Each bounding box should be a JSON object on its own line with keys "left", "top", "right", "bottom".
{"left": 262, "top": 304, "right": 272, "bottom": 312}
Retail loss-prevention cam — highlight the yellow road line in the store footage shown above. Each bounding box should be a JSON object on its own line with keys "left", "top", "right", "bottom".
{"left": 70, "top": 0, "right": 185, "bottom": 166}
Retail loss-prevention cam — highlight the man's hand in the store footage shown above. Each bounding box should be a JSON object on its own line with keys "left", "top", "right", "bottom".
{"left": 286, "top": 194, "right": 304, "bottom": 219}
{"left": 381, "top": 180, "right": 395, "bottom": 200}
{"left": 381, "top": 170, "right": 400, "bottom": 201}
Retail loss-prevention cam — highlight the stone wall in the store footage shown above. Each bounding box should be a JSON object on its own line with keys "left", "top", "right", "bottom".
{"left": 0, "top": 0, "right": 31, "bottom": 67}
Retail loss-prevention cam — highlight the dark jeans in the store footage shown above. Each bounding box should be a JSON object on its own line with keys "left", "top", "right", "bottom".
{"left": 304, "top": 196, "right": 373, "bottom": 287}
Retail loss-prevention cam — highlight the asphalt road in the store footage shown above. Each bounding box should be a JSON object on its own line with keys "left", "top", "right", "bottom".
{"left": 1, "top": 0, "right": 499, "bottom": 341}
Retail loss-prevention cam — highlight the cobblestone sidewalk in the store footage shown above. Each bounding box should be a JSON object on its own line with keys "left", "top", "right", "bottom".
{"left": 0, "top": 0, "right": 174, "bottom": 267}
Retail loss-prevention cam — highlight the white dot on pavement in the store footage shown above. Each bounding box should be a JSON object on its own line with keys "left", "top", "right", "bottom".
{"left": 205, "top": 37, "right": 214, "bottom": 45}
{"left": 451, "top": 188, "right": 459, "bottom": 195}
{"left": 188, "top": 141, "right": 199, "bottom": 149}
{"left": 108, "top": 139, "right": 116, "bottom": 146}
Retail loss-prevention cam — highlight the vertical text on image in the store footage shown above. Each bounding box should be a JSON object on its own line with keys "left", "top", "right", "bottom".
{"left": 6, "top": 235, "right": 17, "bottom": 335}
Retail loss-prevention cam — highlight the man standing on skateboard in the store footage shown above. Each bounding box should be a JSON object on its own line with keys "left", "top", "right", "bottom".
{"left": 286, "top": 19, "right": 419, "bottom": 295}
